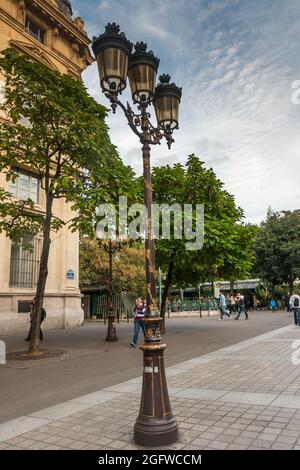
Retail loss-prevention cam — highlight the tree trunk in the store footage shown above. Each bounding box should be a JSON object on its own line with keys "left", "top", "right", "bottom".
{"left": 230, "top": 279, "right": 235, "bottom": 294}
{"left": 108, "top": 241, "right": 113, "bottom": 313}
{"left": 28, "top": 192, "right": 53, "bottom": 356}
{"left": 160, "top": 251, "right": 175, "bottom": 334}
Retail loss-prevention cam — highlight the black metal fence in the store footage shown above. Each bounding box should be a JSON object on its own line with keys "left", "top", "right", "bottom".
{"left": 84, "top": 293, "right": 219, "bottom": 322}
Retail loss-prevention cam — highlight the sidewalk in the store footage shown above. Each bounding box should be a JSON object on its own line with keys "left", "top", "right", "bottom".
{"left": 0, "top": 324, "right": 300, "bottom": 450}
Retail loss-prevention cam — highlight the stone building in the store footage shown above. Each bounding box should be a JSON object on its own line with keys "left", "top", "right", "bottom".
{"left": 0, "top": 0, "right": 93, "bottom": 334}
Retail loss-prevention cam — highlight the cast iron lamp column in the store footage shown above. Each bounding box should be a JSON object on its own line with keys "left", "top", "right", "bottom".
{"left": 92, "top": 23, "right": 182, "bottom": 447}
{"left": 98, "top": 239, "right": 123, "bottom": 341}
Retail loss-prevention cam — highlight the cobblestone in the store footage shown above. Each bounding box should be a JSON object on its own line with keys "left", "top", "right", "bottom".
{"left": 0, "top": 324, "right": 299, "bottom": 450}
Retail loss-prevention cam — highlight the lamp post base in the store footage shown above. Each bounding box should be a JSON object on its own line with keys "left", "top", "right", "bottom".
{"left": 134, "top": 415, "right": 178, "bottom": 447}
{"left": 134, "top": 318, "right": 178, "bottom": 447}
{"left": 105, "top": 314, "right": 118, "bottom": 341}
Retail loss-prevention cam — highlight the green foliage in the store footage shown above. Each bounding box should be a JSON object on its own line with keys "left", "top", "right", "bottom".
{"left": 0, "top": 48, "right": 135, "bottom": 240}
{"left": 0, "top": 48, "right": 136, "bottom": 353}
{"left": 253, "top": 208, "right": 300, "bottom": 292}
{"left": 219, "top": 223, "right": 259, "bottom": 283}
{"left": 80, "top": 238, "right": 146, "bottom": 295}
{"left": 152, "top": 154, "right": 254, "bottom": 287}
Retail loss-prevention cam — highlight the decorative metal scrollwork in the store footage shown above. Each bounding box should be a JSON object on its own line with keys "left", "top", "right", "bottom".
{"left": 105, "top": 91, "right": 174, "bottom": 149}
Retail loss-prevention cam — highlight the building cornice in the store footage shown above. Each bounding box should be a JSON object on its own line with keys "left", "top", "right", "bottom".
{"left": 0, "top": 7, "right": 91, "bottom": 76}
{"left": 27, "top": 0, "right": 92, "bottom": 47}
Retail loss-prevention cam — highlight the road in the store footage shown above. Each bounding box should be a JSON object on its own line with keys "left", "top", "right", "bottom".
{"left": 0, "top": 309, "right": 293, "bottom": 424}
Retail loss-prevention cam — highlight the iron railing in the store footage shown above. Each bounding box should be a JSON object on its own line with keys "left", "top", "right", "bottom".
{"left": 9, "top": 236, "right": 41, "bottom": 288}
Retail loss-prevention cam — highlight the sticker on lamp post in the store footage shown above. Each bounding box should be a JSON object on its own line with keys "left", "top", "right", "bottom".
{"left": 0, "top": 340, "right": 6, "bottom": 365}
{"left": 66, "top": 269, "right": 75, "bottom": 280}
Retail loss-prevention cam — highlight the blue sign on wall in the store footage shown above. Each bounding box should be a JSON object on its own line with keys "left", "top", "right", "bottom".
{"left": 66, "top": 269, "right": 75, "bottom": 280}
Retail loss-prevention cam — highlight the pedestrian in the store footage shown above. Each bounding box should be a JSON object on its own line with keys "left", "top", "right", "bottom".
{"left": 244, "top": 295, "right": 251, "bottom": 313}
{"left": 284, "top": 293, "right": 291, "bottom": 312}
{"left": 130, "top": 297, "right": 146, "bottom": 347}
{"left": 166, "top": 297, "right": 171, "bottom": 316}
{"left": 253, "top": 296, "right": 260, "bottom": 311}
{"left": 176, "top": 298, "right": 182, "bottom": 312}
{"left": 269, "top": 298, "right": 277, "bottom": 312}
{"left": 218, "top": 291, "right": 231, "bottom": 320}
{"left": 289, "top": 291, "right": 300, "bottom": 326}
{"left": 235, "top": 294, "right": 248, "bottom": 320}
{"left": 25, "top": 298, "right": 46, "bottom": 341}
{"left": 227, "top": 294, "right": 236, "bottom": 315}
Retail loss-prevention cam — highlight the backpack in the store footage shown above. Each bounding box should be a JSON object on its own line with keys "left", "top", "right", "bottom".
{"left": 41, "top": 308, "right": 47, "bottom": 321}
{"left": 294, "top": 297, "right": 300, "bottom": 308}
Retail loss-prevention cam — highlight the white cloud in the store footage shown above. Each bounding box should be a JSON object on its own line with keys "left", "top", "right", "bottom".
{"left": 98, "top": 0, "right": 110, "bottom": 9}
{"left": 78, "top": 0, "right": 300, "bottom": 224}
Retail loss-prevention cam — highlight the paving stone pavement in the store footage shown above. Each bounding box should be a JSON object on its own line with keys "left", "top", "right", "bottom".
{"left": 0, "top": 324, "right": 300, "bottom": 450}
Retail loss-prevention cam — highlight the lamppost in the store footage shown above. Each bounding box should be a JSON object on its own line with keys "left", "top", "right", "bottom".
{"left": 97, "top": 239, "right": 123, "bottom": 341}
{"left": 92, "top": 23, "right": 182, "bottom": 447}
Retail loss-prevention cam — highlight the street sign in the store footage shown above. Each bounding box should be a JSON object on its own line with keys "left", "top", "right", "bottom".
{"left": 66, "top": 269, "right": 75, "bottom": 280}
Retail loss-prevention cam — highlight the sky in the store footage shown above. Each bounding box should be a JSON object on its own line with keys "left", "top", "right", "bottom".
{"left": 73, "top": 0, "right": 300, "bottom": 223}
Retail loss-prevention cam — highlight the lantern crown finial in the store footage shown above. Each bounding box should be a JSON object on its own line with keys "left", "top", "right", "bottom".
{"left": 105, "top": 22, "right": 120, "bottom": 34}
{"left": 159, "top": 74, "right": 171, "bottom": 84}
{"left": 92, "top": 23, "right": 133, "bottom": 57}
{"left": 134, "top": 42, "right": 147, "bottom": 53}
{"left": 130, "top": 42, "right": 159, "bottom": 65}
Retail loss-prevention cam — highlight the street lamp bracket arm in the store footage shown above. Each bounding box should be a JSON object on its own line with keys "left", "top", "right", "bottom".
{"left": 105, "top": 92, "right": 174, "bottom": 148}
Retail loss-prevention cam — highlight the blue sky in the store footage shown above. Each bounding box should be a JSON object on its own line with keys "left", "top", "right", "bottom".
{"left": 73, "top": 0, "right": 300, "bottom": 223}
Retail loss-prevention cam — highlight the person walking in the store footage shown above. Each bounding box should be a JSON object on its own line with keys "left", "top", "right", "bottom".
{"left": 130, "top": 297, "right": 146, "bottom": 347}
{"left": 269, "top": 298, "right": 277, "bottom": 312}
{"left": 253, "top": 295, "right": 260, "bottom": 311}
{"left": 235, "top": 294, "right": 248, "bottom": 320}
{"left": 285, "top": 293, "right": 291, "bottom": 312}
{"left": 219, "top": 292, "right": 231, "bottom": 320}
{"left": 25, "top": 298, "right": 46, "bottom": 341}
{"left": 228, "top": 295, "right": 236, "bottom": 316}
{"left": 165, "top": 297, "right": 171, "bottom": 317}
{"left": 289, "top": 292, "right": 300, "bottom": 326}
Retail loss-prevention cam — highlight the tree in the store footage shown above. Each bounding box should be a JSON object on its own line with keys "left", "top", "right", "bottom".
{"left": 80, "top": 238, "right": 146, "bottom": 296}
{"left": 253, "top": 208, "right": 300, "bottom": 294}
{"left": 152, "top": 154, "right": 248, "bottom": 327}
{"left": 218, "top": 223, "right": 258, "bottom": 292}
{"left": 0, "top": 48, "right": 133, "bottom": 355}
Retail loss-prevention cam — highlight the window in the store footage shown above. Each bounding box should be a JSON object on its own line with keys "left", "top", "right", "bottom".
{"left": 9, "top": 235, "right": 41, "bottom": 288}
{"left": 9, "top": 169, "right": 40, "bottom": 204}
{"left": 25, "top": 17, "right": 45, "bottom": 44}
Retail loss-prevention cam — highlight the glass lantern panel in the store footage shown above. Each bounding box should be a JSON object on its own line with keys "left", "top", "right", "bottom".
{"left": 128, "top": 64, "right": 156, "bottom": 102}
{"left": 155, "top": 96, "right": 179, "bottom": 129}
{"left": 97, "top": 48, "right": 128, "bottom": 92}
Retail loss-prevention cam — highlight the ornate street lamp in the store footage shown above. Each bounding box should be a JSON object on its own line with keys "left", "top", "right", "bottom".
{"left": 92, "top": 23, "right": 182, "bottom": 447}
{"left": 97, "top": 239, "right": 124, "bottom": 342}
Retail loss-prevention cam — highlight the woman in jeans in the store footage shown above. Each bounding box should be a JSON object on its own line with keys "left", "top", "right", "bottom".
{"left": 130, "top": 298, "right": 146, "bottom": 347}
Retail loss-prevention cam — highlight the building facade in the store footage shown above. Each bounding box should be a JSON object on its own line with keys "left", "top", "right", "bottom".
{"left": 0, "top": 0, "right": 93, "bottom": 334}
